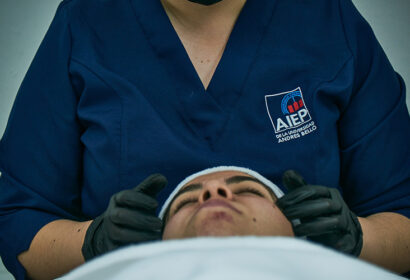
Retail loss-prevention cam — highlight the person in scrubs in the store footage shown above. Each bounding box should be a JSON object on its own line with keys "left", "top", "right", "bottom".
{"left": 0, "top": 0, "right": 409, "bottom": 279}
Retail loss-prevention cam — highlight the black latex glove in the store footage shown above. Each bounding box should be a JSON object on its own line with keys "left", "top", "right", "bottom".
{"left": 82, "top": 174, "right": 167, "bottom": 261}
{"left": 276, "top": 170, "right": 363, "bottom": 256}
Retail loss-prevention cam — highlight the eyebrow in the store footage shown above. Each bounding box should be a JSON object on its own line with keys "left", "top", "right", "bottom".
{"left": 162, "top": 175, "right": 278, "bottom": 223}
{"left": 173, "top": 175, "right": 268, "bottom": 201}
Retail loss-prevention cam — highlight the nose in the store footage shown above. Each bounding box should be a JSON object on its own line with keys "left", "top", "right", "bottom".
{"left": 198, "top": 180, "right": 233, "bottom": 203}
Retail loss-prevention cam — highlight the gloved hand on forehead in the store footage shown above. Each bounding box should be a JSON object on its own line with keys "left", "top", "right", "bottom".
{"left": 82, "top": 174, "right": 167, "bottom": 261}
{"left": 276, "top": 170, "right": 363, "bottom": 257}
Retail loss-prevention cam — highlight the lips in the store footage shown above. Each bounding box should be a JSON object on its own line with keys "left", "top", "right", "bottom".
{"left": 197, "top": 199, "right": 242, "bottom": 214}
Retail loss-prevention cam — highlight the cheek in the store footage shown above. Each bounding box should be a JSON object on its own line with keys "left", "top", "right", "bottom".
{"left": 162, "top": 209, "right": 193, "bottom": 240}
{"left": 247, "top": 200, "right": 295, "bottom": 237}
{"left": 271, "top": 207, "right": 295, "bottom": 236}
{"left": 162, "top": 215, "right": 182, "bottom": 240}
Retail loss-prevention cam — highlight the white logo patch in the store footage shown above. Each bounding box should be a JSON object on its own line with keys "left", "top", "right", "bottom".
{"left": 265, "top": 87, "right": 317, "bottom": 143}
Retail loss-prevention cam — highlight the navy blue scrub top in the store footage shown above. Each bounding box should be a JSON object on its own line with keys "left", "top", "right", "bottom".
{"left": 1, "top": 0, "right": 409, "bottom": 278}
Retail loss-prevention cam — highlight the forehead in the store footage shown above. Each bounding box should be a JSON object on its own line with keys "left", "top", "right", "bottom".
{"left": 181, "top": 170, "right": 255, "bottom": 187}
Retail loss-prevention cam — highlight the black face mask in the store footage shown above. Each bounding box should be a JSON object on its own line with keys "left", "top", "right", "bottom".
{"left": 188, "top": 0, "right": 223, "bottom": 6}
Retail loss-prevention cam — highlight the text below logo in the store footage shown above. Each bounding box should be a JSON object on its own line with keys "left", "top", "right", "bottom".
{"left": 265, "top": 87, "right": 317, "bottom": 143}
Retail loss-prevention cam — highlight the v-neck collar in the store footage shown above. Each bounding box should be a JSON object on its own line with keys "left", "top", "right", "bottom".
{"left": 206, "top": 0, "right": 278, "bottom": 112}
{"left": 130, "top": 0, "right": 278, "bottom": 145}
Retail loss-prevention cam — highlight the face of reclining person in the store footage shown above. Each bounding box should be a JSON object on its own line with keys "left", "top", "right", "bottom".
{"left": 162, "top": 171, "right": 294, "bottom": 240}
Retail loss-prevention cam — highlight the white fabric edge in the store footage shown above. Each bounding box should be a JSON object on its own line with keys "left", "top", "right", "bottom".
{"left": 59, "top": 237, "right": 323, "bottom": 279}
{"left": 60, "top": 236, "right": 405, "bottom": 280}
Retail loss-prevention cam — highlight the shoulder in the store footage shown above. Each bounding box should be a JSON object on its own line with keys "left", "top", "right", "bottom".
{"left": 56, "top": 0, "right": 127, "bottom": 25}
{"left": 58, "top": 0, "right": 121, "bottom": 14}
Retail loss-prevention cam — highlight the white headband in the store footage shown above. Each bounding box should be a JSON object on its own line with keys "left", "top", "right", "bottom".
{"left": 159, "top": 166, "right": 284, "bottom": 219}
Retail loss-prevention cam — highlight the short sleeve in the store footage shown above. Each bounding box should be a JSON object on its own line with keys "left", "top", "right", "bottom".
{"left": 337, "top": 0, "right": 410, "bottom": 218}
{"left": 0, "top": 1, "right": 84, "bottom": 278}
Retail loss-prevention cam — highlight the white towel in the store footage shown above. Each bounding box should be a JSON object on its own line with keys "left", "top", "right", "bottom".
{"left": 59, "top": 236, "right": 405, "bottom": 280}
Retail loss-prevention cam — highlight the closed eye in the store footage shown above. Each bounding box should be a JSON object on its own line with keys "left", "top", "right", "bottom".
{"left": 234, "top": 187, "right": 265, "bottom": 197}
{"left": 172, "top": 187, "right": 265, "bottom": 216}
{"left": 174, "top": 197, "right": 197, "bottom": 214}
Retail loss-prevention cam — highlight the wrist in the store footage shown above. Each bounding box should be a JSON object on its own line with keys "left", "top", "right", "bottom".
{"left": 82, "top": 217, "right": 104, "bottom": 261}
{"left": 350, "top": 213, "right": 363, "bottom": 256}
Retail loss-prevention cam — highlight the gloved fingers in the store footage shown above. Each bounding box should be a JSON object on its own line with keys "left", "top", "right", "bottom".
{"left": 276, "top": 185, "right": 331, "bottom": 209}
{"left": 108, "top": 207, "right": 163, "bottom": 230}
{"left": 308, "top": 232, "right": 344, "bottom": 247}
{"left": 328, "top": 188, "right": 346, "bottom": 204}
{"left": 114, "top": 189, "right": 158, "bottom": 210}
{"left": 334, "top": 234, "right": 356, "bottom": 253}
{"left": 293, "top": 216, "right": 342, "bottom": 237}
{"left": 107, "top": 225, "right": 162, "bottom": 244}
{"left": 134, "top": 173, "right": 168, "bottom": 197}
{"left": 282, "top": 170, "right": 307, "bottom": 191}
{"left": 280, "top": 198, "right": 342, "bottom": 219}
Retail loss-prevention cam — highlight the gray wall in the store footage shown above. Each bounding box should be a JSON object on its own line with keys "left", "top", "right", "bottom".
{"left": 0, "top": 0, "right": 409, "bottom": 278}
{"left": 0, "top": 1, "right": 61, "bottom": 279}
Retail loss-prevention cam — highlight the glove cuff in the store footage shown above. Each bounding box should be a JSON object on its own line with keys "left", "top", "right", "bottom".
{"left": 350, "top": 212, "right": 364, "bottom": 257}
{"left": 81, "top": 215, "right": 104, "bottom": 261}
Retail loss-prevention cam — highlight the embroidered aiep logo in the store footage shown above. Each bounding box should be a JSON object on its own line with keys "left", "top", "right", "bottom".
{"left": 265, "top": 87, "right": 317, "bottom": 143}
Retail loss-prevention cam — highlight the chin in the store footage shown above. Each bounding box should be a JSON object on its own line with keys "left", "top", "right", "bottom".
{"left": 195, "top": 227, "right": 238, "bottom": 237}
{"left": 193, "top": 211, "right": 239, "bottom": 237}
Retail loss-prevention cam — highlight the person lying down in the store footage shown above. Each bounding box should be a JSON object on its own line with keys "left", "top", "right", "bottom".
{"left": 59, "top": 166, "right": 406, "bottom": 280}
{"left": 160, "top": 166, "right": 294, "bottom": 240}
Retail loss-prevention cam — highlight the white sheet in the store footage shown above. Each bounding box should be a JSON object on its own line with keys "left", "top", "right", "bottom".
{"left": 60, "top": 237, "right": 405, "bottom": 280}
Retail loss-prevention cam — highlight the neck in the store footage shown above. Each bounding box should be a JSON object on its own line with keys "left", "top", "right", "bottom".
{"left": 160, "top": 0, "right": 246, "bottom": 39}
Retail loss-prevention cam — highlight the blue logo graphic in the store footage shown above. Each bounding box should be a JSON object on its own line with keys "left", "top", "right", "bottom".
{"left": 265, "top": 87, "right": 312, "bottom": 133}
{"left": 281, "top": 90, "right": 304, "bottom": 115}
